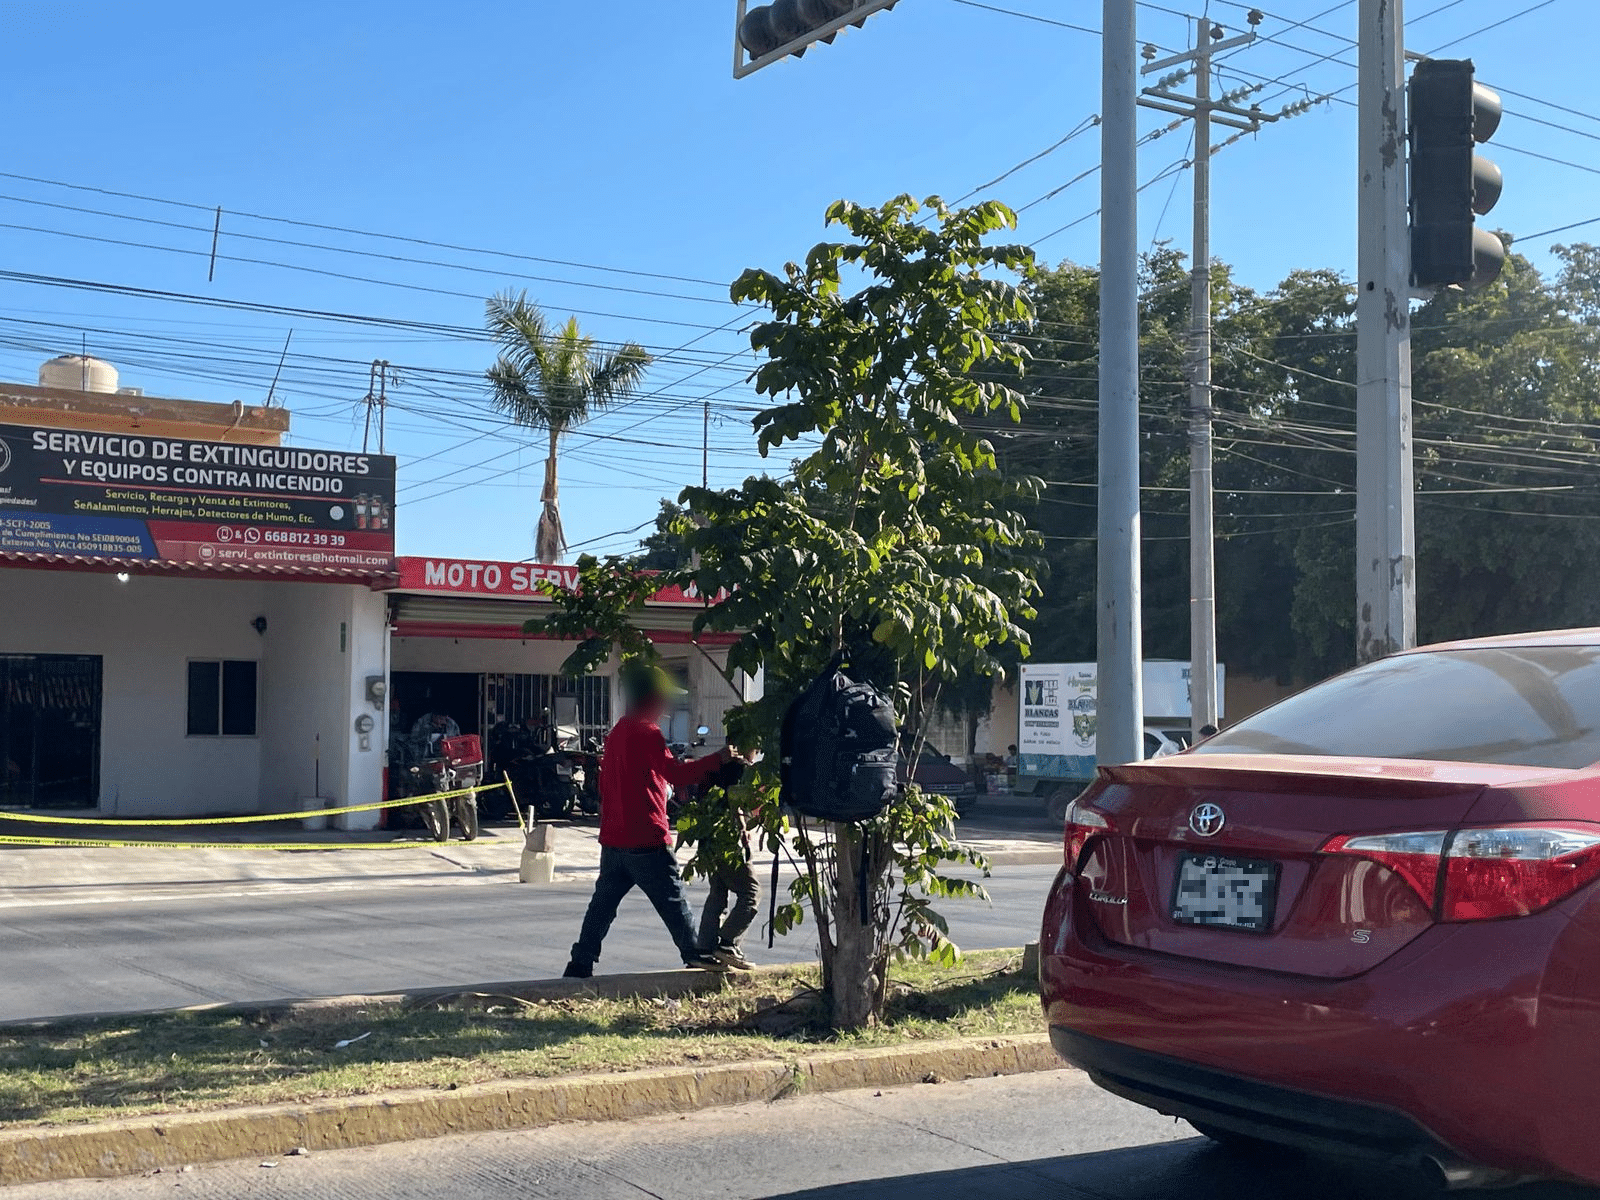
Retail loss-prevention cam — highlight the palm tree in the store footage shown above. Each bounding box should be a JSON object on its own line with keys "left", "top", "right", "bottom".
{"left": 485, "top": 292, "right": 652, "bottom": 562}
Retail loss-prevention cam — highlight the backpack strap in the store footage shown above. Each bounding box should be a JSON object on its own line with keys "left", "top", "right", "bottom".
{"left": 767, "top": 841, "right": 781, "bottom": 949}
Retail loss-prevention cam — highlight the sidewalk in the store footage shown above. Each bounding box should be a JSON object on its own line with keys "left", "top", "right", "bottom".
{"left": 0, "top": 814, "right": 1060, "bottom": 909}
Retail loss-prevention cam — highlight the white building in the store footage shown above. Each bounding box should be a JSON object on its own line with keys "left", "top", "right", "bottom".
{"left": 0, "top": 364, "right": 755, "bottom": 823}
{"left": 0, "top": 364, "right": 395, "bottom": 824}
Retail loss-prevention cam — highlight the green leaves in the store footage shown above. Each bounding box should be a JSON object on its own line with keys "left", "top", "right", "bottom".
{"left": 531, "top": 195, "right": 1042, "bottom": 1027}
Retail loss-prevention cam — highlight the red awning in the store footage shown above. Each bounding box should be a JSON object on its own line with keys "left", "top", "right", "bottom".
{"left": 0, "top": 550, "right": 397, "bottom": 586}
{"left": 390, "top": 620, "right": 737, "bottom": 645}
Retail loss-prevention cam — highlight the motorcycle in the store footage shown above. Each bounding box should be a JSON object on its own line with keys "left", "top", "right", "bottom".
{"left": 500, "top": 722, "right": 583, "bottom": 820}
{"left": 572, "top": 734, "right": 603, "bottom": 817}
{"left": 396, "top": 732, "right": 483, "bottom": 841}
{"left": 666, "top": 725, "right": 711, "bottom": 820}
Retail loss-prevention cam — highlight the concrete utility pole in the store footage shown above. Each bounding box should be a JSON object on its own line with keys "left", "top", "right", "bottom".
{"left": 362, "top": 360, "right": 391, "bottom": 455}
{"left": 1355, "top": 0, "right": 1414, "bottom": 662}
{"left": 1098, "top": 0, "right": 1144, "bottom": 768}
{"left": 1138, "top": 14, "right": 1288, "bottom": 738}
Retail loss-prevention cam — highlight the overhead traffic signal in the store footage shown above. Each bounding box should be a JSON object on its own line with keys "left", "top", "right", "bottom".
{"left": 1409, "top": 58, "right": 1505, "bottom": 288}
{"left": 734, "top": 0, "right": 899, "bottom": 78}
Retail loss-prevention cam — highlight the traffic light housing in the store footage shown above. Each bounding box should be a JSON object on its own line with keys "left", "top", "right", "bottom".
{"left": 1409, "top": 58, "right": 1505, "bottom": 288}
{"left": 734, "top": 0, "right": 898, "bottom": 78}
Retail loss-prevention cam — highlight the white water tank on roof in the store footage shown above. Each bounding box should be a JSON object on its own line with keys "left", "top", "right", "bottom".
{"left": 39, "top": 354, "right": 119, "bottom": 393}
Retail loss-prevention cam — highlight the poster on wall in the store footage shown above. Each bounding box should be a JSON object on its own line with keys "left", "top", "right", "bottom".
{"left": 1017, "top": 660, "right": 1226, "bottom": 783}
{"left": 1018, "top": 662, "right": 1098, "bottom": 783}
{"left": 0, "top": 423, "right": 397, "bottom": 573}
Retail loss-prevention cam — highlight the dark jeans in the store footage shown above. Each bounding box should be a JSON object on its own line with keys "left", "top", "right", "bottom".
{"left": 569, "top": 845, "right": 700, "bottom": 970}
{"left": 697, "top": 858, "right": 761, "bottom": 952}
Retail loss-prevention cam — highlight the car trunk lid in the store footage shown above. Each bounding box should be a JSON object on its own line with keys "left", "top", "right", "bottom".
{"left": 1076, "top": 755, "right": 1544, "bottom": 979}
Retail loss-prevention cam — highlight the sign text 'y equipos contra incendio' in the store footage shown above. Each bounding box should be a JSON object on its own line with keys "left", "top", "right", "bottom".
{"left": 0, "top": 423, "right": 397, "bottom": 572}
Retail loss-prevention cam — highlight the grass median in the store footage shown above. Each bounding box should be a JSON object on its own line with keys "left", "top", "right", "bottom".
{"left": 0, "top": 950, "right": 1038, "bottom": 1128}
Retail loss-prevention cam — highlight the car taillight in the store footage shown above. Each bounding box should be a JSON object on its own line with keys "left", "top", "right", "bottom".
{"left": 1322, "top": 831, "right": 1447, "bottom": 907}
{"left": 1063, "top": 800, "right": 1108, "bottom": 869}
{"left": 1323, "top": 824, "right": 1600, "bottom": 922}
{"left": 1442, "top": 826, "right": 1600, "bottom": 921}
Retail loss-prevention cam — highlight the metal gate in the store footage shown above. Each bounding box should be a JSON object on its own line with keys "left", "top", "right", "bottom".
{"left": 0, "top": 654, "right": 102, "bottom": 809}
{"left": 482, "top": 673, "right": 610, "bottom": 746}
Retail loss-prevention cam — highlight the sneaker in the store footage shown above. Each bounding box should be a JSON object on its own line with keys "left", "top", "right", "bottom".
{"left": 683, "top": 953, "right": 730, "bottom": 973}
{"left": 562, "top": 961, "right": 592, "bottom": 979}
{"left": 713, "top": 945, "right": 756, "bottom": 971}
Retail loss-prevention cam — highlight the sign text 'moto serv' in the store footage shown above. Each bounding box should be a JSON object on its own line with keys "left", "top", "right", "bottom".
{"left": 396, "top": 557, "right": 714, "bottom": 605}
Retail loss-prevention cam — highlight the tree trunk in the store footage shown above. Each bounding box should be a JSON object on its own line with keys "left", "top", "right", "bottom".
{"left": 536, "top": 427, "right": 565, "bottom": 562}
{"left": 829, "top": 828, "right": 880, "bottom": 1030}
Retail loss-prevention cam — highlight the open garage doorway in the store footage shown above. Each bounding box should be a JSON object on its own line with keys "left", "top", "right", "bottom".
{"left": 391, "top": 672, "right": 480, "bottom": 741}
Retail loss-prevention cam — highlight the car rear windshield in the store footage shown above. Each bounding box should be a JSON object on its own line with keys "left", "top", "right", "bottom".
{"left": 1194, "top": 645, "right": 1600, "bottom": 769}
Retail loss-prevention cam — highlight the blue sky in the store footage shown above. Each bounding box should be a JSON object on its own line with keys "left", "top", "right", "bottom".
{"left": 2, "top": 0, "right": 1594, "bottom": 561}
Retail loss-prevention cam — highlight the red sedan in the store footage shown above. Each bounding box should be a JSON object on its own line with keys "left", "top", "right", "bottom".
{"left": 1040, "top": 629, "right": 1600, "bottom": 1189}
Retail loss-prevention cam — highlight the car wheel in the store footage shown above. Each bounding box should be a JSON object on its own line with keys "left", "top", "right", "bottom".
{"left": 1045, "top": 785, "right": 1076, "bottom": 824}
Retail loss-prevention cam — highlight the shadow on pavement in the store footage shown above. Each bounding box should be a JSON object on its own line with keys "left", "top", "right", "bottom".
{"left": 759, "top": 1138, "right": 1600, "bottom": 1200}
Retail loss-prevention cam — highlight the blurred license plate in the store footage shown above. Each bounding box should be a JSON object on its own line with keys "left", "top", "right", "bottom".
{"left": 1172, "top": 853, "right": 1278, "bottom": 932}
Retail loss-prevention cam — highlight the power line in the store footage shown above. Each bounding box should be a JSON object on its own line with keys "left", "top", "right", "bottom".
{"left": 0, "top": 170, "right": 729, "bottom": 289}
{"left": 947, "top": 0, "right": 1098, "bottom": 36}
{"left": 0, "top": 218, "right": 742, "bottom": 330}
{"left": 0, "top": 191, "right": 743, "bottom": 307}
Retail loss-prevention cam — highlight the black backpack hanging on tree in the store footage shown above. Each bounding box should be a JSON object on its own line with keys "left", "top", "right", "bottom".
{"left": 779, "top": 654, "right": 900, "bottom": 822}
{"left": 766, "top": 654, "right": 901, "bottom": 946}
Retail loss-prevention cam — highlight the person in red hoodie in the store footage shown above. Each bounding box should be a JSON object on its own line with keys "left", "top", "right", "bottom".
{"left": 564, "top": 662, "right": 743, "bottom": 978}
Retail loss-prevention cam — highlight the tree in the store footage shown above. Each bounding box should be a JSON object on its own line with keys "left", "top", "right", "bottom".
{"left": 537, "top": 196, "right": 1043, "bottom": 1029}
{"left": 1006, "top": 243, "right": 1600, "bottom": 689}
{"left": 485, "top": 292, "right": 652, "bottom": 562}
{"left": 637, "top": 499, "right": 694, "bottom": 571}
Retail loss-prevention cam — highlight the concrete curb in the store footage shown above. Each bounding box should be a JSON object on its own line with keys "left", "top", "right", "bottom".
{"left": 0, "top": 1034, "right": 1063, "bottom": 1187}
{"left": 982, "top": 849, "right": 1062, "bottom": 867}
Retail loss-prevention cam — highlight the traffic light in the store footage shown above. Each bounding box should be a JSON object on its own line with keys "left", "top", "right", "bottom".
{"left": 1409, "top": 58, "right": 1505, "bottom": 288}
{"left": 734, "top": 0, "right": 898, "bottom": 78}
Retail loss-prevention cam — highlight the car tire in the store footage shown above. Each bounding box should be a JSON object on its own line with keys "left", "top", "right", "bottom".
{"left": 1045, "top": 785, "right": 1076, "bottom": 824}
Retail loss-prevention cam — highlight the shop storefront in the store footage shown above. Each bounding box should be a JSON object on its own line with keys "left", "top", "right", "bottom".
{"left": 1, "top": 369, "right": 758, "bottom": 823}
{"left": 386, "top": 556, "right": 759, "bottom": 769}
{"left": 0, "top": 396, "right": 398, "bottom": 822}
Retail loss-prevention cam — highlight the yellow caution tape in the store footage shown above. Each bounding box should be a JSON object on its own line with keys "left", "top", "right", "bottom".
{"left": 0, "top": 835, "right": 469, "bottom": 851}
{"left": 0, "top": 782, "right": 506, "bottom": 827}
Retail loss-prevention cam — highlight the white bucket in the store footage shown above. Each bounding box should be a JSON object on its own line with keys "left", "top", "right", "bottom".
{"left": 299, "top": 796, "right": 330, "bottom": 833}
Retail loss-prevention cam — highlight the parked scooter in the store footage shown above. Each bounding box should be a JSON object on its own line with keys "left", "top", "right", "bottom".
{"left": 572, "top": 734, "right": 603, "bottom": 817}
{"left": 666, "top": 725, "right": 711, "bottom": 820}
{"left": 499, "top": 720, "right": 584, "bottom": 820}
{"left": 396, "top": 732, "right": 483, "bottom": 841}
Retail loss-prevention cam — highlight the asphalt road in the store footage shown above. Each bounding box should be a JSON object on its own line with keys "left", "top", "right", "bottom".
{"left": 0, "top": 864, "right": 1060, "bottom": 1022}
{"left": 12, "top": 1071, "right": 1597, "bottom": 1200}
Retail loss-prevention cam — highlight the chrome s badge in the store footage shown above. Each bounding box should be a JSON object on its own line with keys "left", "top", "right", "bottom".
{"left": 1188, "top": 802, "right": 1226, "bottom": 838}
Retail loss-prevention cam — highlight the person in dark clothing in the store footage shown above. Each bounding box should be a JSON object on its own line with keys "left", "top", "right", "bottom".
{"left": 689, "top": 756, "right": 761, "bottom": 970}
{"left": 564, "top": 663, "right": 742, "bottom": 978}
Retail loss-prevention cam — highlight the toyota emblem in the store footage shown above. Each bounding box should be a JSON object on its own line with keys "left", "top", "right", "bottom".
{"left": 1189, "top": 802, "right": 1225, "bottom": 838}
